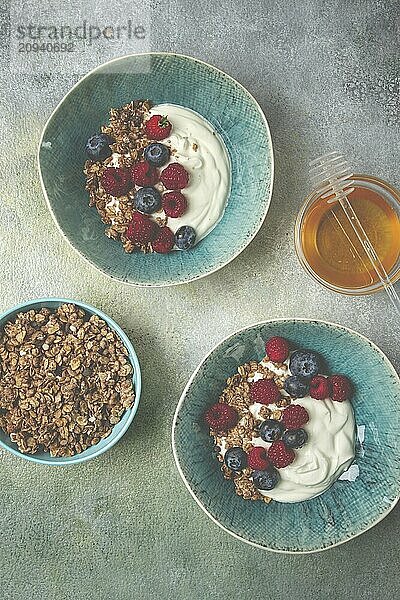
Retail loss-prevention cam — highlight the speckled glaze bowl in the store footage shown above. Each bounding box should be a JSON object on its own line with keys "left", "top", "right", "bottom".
{"left": 0, "top": 298, "right": 141, "bottom": 465}
{"left": 172, "top": 319, "right": 400, "bottom": 553}
{"left": 38, "top": 52, "right": 273, "bottom": 287}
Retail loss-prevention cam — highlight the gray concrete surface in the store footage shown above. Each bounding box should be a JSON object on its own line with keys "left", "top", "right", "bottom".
{"left": 0, "top": 1, "right": 399, "bottom": 599}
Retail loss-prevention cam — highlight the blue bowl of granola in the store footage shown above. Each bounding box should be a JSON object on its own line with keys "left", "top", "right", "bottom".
{"left": 38, "top": 52, "right": 273, "bottom": 286}
{"left": 0, "top": 298, "right": 141, "bottom": 465}
{"left": 172, "top": 319, "right": 400, "bottom": 553}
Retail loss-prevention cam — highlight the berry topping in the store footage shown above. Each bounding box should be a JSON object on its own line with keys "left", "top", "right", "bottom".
{"left": 252, "top": 467, "right": 280, "bottom": 491}
{"left": 152, "top": 226, "right": 175, "bottom": 254}
{"left": 145, "top": 114, "right": 172, "bottom": 140}
{"left": 282, "top": 428, "right": 308, "bottom": 449}
{"left": 268, "top": 440, "right": 295, "bottom": 468}
{"left": 329, "top": 374, "right": 353, "bottom": 402}
{"left": 131, "top": 161, "right": 159, "bottom": 187}
{"left": 160, "top": 163, "right": 189, "bottom": 190}
{"left": 162, "top": 191, "right": 188, "bottom": 218}
{"left": 289, "top": 349, "right": 322, "bottom": 379}
{"left": 282, "top": 404, "right": 309, "bottom": 429}
{"left": 100, "top": 167, "right": 131, "bottom": 197}
{"left": 134, "top": 187, "right": 162, "bottom": 214}
{"left": 259, "top": 419, "right": 284, "bottom": 443}
{"left": 224, "top": 447, "right": 248, "bottom": 472}
{"left": 310, "top": 375, "right": 331, "bottom": 400}
{"left": 126, "top": 212, "right": 159, "bottom": 245}
{"left": 248, "top": 446, "right": 271, "bottom": 470}
{"left": 284, "top": 375, "right": 309, "bottom": 398}
{"left": 250, "top": 378, "right": 281, "bottom": 405}
{"left": 85, "top": 133, "right": 114, "bottom": 161}
{"left": 204, "top": 403, "right": 239, "bottom": 431}
{"left": 144, "top": 142, "right": 170, "bottom": 167}
{"left": 265, "top": 336, "right": 290, "bottom": 362}
{"left": 175, "top": 226, "right": 196, "bottom": 250}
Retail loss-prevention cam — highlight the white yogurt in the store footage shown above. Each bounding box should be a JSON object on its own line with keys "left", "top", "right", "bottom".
{"left": 149, "top": 104, "right": 231, "bottom": 245}
{"left": 257, "top": 396, "right": 355, "bottom": 503}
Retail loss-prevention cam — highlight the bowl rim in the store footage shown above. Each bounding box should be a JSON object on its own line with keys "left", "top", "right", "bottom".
{"left": 0, "top": 297, "right": 142, "bottom": 465}
{"left": 37, "top": 51, "right": 274, "bottom": 287}
{"left": 171, "top": 317, "right": 400, "bottom": 554}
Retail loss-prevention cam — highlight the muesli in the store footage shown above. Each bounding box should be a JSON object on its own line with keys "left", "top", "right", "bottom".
{"left": 0, "top": 304, "right": 135, "bottom": 457}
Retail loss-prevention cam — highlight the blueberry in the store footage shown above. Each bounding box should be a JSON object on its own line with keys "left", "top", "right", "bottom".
{"left": 224, "top": 447, "right": 247, "bottom": 471}
{"left": 85, "top": 133, "right": 113, "bottom": 161}
{"left": 134, "top": 187, "right": 162, "bottom": 214}
{"left": 289, "top": 350, "right": 321, "bottom": 379}
{"left": 144, "top": 143, "right": 170, "bottom": 167}
{"left": 259, "top": 419, "right": 284, "bottom": 443}
{"left": 252, "top": 467, "right": 280, "bottom": 491}
{"left": 284, "top": 375, "right": 309, "bottom": 398}
{"left": 282, "top": 428, "right": 308, "bottom": 449}
{"left": 175, "top": 226, "right": 196, "bottom": 250}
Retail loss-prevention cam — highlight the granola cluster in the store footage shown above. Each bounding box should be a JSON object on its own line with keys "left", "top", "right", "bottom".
{"left": 0, "top": 304, "right": 135, "bottom": 457}
{"left": 84, "top": 100, "right": 155, "bottom": 252}
{"left": 103, "top": 100, "right": 152, "bottom": 156}
{"left": 212, "top": 358, "right": 291, "bottom": 502}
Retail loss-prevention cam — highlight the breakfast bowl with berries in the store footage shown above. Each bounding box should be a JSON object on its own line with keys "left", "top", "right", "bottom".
{"left": 38, "top": 53, "right": 273, "bottom": 286}
{"left": 172, "top": 319, "right": 400, "bottom": 553}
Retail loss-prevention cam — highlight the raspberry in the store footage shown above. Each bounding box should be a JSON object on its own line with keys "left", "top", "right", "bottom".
{"left": 265, "top": 336, "right": 290, "bottom": 362}
{"left": 268, "top": 441, "right": 295, "bottom": 468}
{"left": 310, "top": 375, "right": 331, "bottom": 400}
{"left": 160, "top": 163, "right": 189, "bottom": 190}
{"left": 248, "top": 446, "right": 270, "bottom": 470}
{"left": 100, "top": 167, "right": 131, "bottom": 197}
{"left": 131, "top": 161, "right": 159, "bottom": 187}
{"left": 204, "top": 403, "right": 238, "bottom": 432}
{"left": 162, "top": 191, "right": 187, "bottom": 218}
{"left": 152, "top": 226, "right": 175, "bottom": 254}
{"left": 282, "top": 404, "right": 309, "bottom": 429}
{"left": 250, "top": 378, "right": 281, "bottom": 405}
{"left": 145, "top": 114, "right": 172, "bottom": 141}
{"left": 126, "top": 212, "right": 159, "bottom": 245}
{"left": 329, "top": 374, "right": 353, "bottom": 402}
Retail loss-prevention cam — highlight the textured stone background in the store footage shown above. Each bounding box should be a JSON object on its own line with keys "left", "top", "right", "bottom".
{"left": 0, "top": 1, "right": 399, "bottom": 598}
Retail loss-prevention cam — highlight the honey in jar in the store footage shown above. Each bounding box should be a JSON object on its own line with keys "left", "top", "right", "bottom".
{"left": 296, "top": 175, "right": 400, "bottom": 294}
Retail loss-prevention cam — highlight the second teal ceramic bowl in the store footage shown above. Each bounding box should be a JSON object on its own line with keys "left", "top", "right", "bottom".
{"left": 0, "top": 298, "right": 141, "bottom": 465}
{"left": 38, "top": 52, "right": 273, "bottom": 286}
{"left": 172, "top": 319, "right": 400, "bottom": 553}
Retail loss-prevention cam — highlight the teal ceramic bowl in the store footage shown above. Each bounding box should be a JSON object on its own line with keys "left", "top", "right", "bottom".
{"left": 38, "top": 52, "right": 273, "bottom": 286}
{"left": 172, "top": 319, "right": 400, "bottom": 553}
{"left": 0, "top": 298, "right": 141, "bottom": 465}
